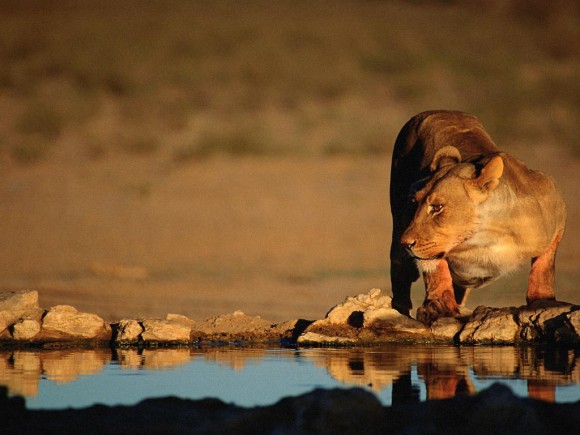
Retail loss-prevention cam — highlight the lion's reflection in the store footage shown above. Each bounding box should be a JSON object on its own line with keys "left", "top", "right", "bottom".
{"left": 301, "top": 346, "right": 578, "bottom": 403}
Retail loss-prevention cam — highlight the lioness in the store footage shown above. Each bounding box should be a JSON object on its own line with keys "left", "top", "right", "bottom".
{"left": 390, "top": 110, "right": 566, "bottom": 324}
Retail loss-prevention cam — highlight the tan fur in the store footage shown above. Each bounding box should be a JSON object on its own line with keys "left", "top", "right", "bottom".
{"left": 389, "top": 111, "right": 566, "bottom": 324}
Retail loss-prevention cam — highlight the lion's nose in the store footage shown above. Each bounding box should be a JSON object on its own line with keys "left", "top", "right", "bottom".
{"left": 401, "top": 239, "right": 416, "bottom": 252}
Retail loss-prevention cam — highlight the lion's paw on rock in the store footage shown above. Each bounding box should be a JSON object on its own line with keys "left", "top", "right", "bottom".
{"left": 416, "top": 297, "right": 460, "bottom": 325}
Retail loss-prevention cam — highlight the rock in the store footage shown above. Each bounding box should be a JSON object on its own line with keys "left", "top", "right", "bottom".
{"left": 298, "top": 289, "right": 431, "bottom": 345}
{"left": 194, "top": 311, "right": 277, "bottom": 342}
{"left": 11, "top": 318, "right": 41, "bottom": 340}
{"left": 517, "top": 300, "right": 577, "bottom": 342}
{"left": 0, "top": 290, "right": 40, "bottom": 333}
{"left": 113, "top": 319, "right": 144, "bottom": 343}
{"left": 459, "top": 306, "right": 519, "bottom": 344}
{"left": 41, "top": 305, "right": 109, "bottom": 340}
{"left": 324, "top": 288, "right": 392, "bottom": 325}
{"left": 430, "top": 317, "right": 463, "bottom": 341}
{"left": 141, "top": 319, "right": 191, "bottom": 342}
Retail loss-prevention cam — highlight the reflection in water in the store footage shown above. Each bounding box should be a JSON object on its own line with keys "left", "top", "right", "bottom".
{"left": 305, "top": 346, "right": 579, "bottom": 403}
{"left": 0, "top": 345, "right": 578, "bottom": 408}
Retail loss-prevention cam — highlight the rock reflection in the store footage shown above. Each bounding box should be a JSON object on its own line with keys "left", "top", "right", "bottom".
{"left": 200, "top": 348, "right": 267, "bottom": 370}
{"left": 113, "top": 348, "right": 192, "bottom": 370}
{"left": 0, "top": 349, "right": 110, "bottom": 397}
{"left": 0, "top": 345, "right": 577, "bottom": 403}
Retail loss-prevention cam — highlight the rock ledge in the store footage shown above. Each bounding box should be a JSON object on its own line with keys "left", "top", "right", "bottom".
{"left": 0, "top": 289, "right": 578, "bottom": 347}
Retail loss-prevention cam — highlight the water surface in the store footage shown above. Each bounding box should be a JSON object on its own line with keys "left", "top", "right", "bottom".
{"left": 1, "top": 345, "right": 578, "bottom": 410}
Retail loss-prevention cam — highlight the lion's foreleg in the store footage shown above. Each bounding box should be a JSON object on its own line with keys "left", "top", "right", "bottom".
{"left": 416, "top": 259, "right": 459, "bottom": 325}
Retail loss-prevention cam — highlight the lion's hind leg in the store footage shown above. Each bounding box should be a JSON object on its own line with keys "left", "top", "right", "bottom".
{"left": 526, "top": 230, "right": 563, "bottom": 304}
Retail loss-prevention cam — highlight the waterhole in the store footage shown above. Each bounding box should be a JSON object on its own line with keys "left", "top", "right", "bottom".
{"left": 1, "top": 345, "right": 578, "bottom": 410}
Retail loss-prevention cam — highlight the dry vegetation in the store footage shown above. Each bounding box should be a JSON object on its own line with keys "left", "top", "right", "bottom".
{"left": 0, "top": 0, "right": 578, "bottom": 162}
{"left": 0, "top": 0, "right": 578, "bottom": 321}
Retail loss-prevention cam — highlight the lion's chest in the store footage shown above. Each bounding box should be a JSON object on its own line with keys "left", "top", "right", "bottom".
{"left": 446, "top": 239, "right": 525, "bottom": 288}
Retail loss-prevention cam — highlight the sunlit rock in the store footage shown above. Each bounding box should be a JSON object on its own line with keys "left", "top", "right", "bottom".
{"left": 0, "top": 290, "right": 40, "bottom": 333}
{"left": 458, "top": 306, "right": 519, "bottom": 344}
{"left": 298, "top": 289, "right": 430, "bottom": 344}
{"left": 324, "top": 288, "right": 392, "bottom": 325}
{"left": 11, "top": 318, "right": 41, "bottom": 340}
{"left": 140, "top": 319, "right": 191, "bottom": 342}
{"left": 114, "top": 319, "right": 144, "bottom": 343}
{"left": 41, "top": 305, "right": 109, "bottom": 340}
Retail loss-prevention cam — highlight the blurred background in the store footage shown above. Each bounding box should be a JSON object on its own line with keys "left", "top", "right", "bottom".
{"left": 0, "top": 0, "right": 578, "bottom": 322}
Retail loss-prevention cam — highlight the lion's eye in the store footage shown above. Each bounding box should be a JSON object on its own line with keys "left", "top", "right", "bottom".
{"left": 429, "top": 204, "right": 444, "bottom": 214}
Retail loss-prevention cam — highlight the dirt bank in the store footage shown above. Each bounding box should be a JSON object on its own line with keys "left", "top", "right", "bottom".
{"left": 0, "top": 153, "right": 579, "bottom": 322}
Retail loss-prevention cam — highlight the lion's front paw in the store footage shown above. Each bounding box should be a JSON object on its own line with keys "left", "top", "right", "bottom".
{"left": 416, "top": 291, "right": 459, "bottom": 325}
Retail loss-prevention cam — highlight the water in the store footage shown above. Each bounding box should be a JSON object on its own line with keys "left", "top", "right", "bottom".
{"left": 0, "top": 345, "right": 578, "bottom": 410}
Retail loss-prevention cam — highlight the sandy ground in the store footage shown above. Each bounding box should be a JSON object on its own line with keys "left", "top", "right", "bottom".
{"left": 0, "top": 150, "right": 578, "bottom": 322}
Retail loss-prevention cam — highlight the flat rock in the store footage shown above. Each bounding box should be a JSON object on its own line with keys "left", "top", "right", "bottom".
{"left": 193, "top": 311, "right": 280, "bottom": 342}
{"left": 141, "top": 319, "right": 191, "bottom": 342}
{"left": 458, "top": 306, "right": 519, "bottom": 344}
{"left": 41, "top": 305, "right": 110, "bottom": 340}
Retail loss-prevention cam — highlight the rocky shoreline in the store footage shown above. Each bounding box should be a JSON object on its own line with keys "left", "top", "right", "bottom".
{"left": 1, "top": 289, "right": 579, "bottom": 433}
{"left": 0, "top": 289, "right": 579, "bottom": 348}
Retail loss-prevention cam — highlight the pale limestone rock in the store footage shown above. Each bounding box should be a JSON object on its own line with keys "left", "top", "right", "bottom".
{"left": 41, "top": 305, "right": 108, "bottom": 339}
{"left": 325, "top": 289, "right": 392, "bottom": 325}
{"left": 11, "top": 318, "right": 41, "bottom": 340}
{"left": 115, "top": 319, "right": 144, "bottom": 342}
{"left": 459, "top": 306, "right": 519, "bottom": 344}
{"left": 140, "top": 319, "right": 191, "bottom": 342}
{"left": 0, "top": 290, "right": 40, "bottom": 332}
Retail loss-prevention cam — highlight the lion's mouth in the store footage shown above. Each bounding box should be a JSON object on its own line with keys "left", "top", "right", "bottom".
{"left": 408, "top": 251, "right": 445, "bottom": 261}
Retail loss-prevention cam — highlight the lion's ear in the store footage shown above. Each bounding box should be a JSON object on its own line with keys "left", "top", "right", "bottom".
{"left": 466, "top": 155, "right": 504, "bottom": 202}
{"left": 430, "top": 146, "right": 462, "bottom": 172}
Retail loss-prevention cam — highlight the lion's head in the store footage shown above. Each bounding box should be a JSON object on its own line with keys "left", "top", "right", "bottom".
{"left": 400, "top": 145, "right": 504, "bottom": 261}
